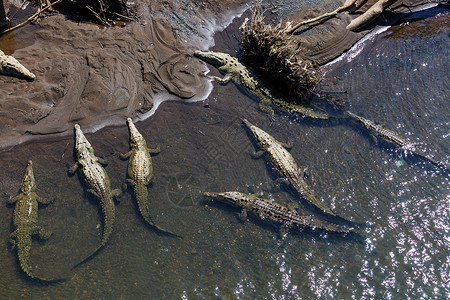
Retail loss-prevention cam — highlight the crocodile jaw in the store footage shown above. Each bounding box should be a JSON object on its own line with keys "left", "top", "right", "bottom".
{"left": 194, "top": 50, "right": 227, "bottom": 67}
{"left": 21, "top": 160, "right": 35, "bottom": 194}
{"left": 127, "top": 118, "right": 149, "bottom": 150}
{"left": 74, "top": 124, "right": 93, "bottom": 157}
{"left": 0, "top": 51, "right": 36, "bottom": 81}
{"left": 203, "top": 191, "right": 243, "bottom": 206}
{"left": 242, "top": 119, "right": 271, "bottom": 149}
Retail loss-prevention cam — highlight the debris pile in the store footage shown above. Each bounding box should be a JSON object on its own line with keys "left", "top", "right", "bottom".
{"left": 240, "top": 7, "right": 322, "bottom": 103}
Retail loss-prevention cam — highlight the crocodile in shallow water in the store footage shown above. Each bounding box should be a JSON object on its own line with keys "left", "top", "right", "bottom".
{"left": 203, "top": 191, "right": 351, "bottom": 234}
{"left": 8, "top": 161, "right": 63, "bottom": 281}
{"left": 346, "top": 111, "right": 448, "bottom": 171}
{"left": 117, "top": 118, "right": 181, "bottom": 237}
{"left": 194, "top": 50, "right": 330, "bottom": 120}
{"left": 69, "top": 124, "right": 121, "bottom": 268}
{"left": 242, "top": 118, "right": 348, "bottom": 219}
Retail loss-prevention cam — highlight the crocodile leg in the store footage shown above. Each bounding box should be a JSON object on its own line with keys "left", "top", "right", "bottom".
{"left": 238, "top": 209, "right": 248, "bottom": 222}
{"left": 273, "top": 178, "right": 290, "bottom": 190}
{"left": 68, "top": 162, "right": 79, "bottom": 175}
{"left": 115, "top": 150, "right": 132, "bottom": 160}
{"left": 209, "top": 74, "right": 232, "bottom": 85}
{"left": 8, "top": 195, "right": 20, "bottom": 204}
{"left": 31, "top": 226, "right": 52, "bottom": 240}
{"left": 279, "top": 222, "right": 293, "bottom": 237}
{"left": 250, "top": 150, "right": 265, "bottom": 159}
{"left": 280, "top": 139, "right": 293, "bottom": 149}
{"left": 111, "top": 189, "right": 121, "bottom": 202}
{"left": 35, "top": 194, "right": 54, "bottom": 205}
{"left": 97, "top": 157, "right": 108, "bottom": 166}
{"left": 148, "top": 145, "right": 161, "bottom": 154}
{"left": 258, "top": 98, "right": 275, "bottom": 121}
{"left": 86, "top": 189, "right": 100, "bottom": 198}
{"left": 9, "top": 231, "right": 17, "bottom": 249}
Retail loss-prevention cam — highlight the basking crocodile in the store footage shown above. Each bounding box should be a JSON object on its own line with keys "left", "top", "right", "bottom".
{"left": 69, "top": 124, "right": 121, "bottom": 267}
{"left": 346, "top": 111, "right": 447, "bottom": 170}
{"left": 8, "top": 161, "right": 61, "bottom": 281}
{"left": 194, "top": 50, "right": 330, "bottom": 120}
{"left": 242, "top": 118, "right": 345, "bottom": 218}
{"left": 117, "top": 118, "right": 181, "bottom": 237}
{"left": 0, "top": 50, "right": 36, "bottom": 81}
{"left": 203, "top": 191, "right": 351, "bottom": 234}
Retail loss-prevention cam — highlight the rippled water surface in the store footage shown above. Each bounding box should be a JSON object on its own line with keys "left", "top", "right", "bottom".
{"left": 0, "top": 9, "right": 449, "bottom": 299}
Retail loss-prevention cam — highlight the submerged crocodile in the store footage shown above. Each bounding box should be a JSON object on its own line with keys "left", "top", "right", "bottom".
{"left": 8, "top": 161, "right": 62, "bottom": 281}
{"left": 117, "top": 118, "right": 181, "bottom": 237}
{"left": 242, "top": 119, "right": 346, "bottom": 218}
{"left": 203, "top": 191, "right": 351, "bottom": 234}
{"left": 194, "top": 50, "right": 330, "bottom": 120}
{"left": 346, "top": 111, "right": 447, "bottom": 170}
{"left": 69, "top": 124, "right": 121, "bottom": 267}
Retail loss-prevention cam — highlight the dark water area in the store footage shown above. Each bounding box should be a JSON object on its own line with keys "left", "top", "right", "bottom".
{"left": 0, "top": 5, "right": 39, "bottom": 55}
{"left": 0, "top": 9, "right": 449, "bottom": 299}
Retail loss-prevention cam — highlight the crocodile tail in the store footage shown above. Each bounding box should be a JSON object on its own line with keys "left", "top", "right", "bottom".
{"left": 292, "top": 180, "right": 336, "bottom": 217}
{"left": 17, "top": 235, "right": 36, "bottom": 278}
{"left": 17, "top": 238, "right": 67, "bottom": 282}
{"left": 71, "top": 195, "right": 115, "bottom": 270}
{"left": 100, "top": 196, "right": 116, "bottom": 246}
{"left": 135, "top": 184, "right": 182, "bottom": 238}
{"left": 71, "top": 243, "right": 105, "bottom": 270}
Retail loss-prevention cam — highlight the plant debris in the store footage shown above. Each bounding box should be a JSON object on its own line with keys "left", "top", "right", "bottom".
{"left": 240, "top": 7, "right": 322, "bottom": 103}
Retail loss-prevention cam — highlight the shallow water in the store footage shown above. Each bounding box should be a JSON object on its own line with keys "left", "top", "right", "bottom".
{"left": 0, "top": 8, "right": 449, "bottom": 299}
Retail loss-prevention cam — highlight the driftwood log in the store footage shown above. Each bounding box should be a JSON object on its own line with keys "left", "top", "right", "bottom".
{"left": 347, "top": 0, "right": 396, "bottom": 31}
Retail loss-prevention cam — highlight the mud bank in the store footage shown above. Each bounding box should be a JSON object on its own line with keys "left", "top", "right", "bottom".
{"left": 0, "top": 0, "right": 443, "bottom": 151}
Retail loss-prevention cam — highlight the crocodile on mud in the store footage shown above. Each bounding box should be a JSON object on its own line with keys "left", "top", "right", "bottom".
{"left": 0, "top": 50, "right": 36, "bottom": 81}
{"left": 116, "top": 118, "right": 181, "bottom": 238}
{"left": 8, "top": 161, "right": 64, "bottom": 281}
{"left": 203, "top": 191, "right": 352, "bottom": 234}
{"left": 346, "top": 111, "right": 448, "bottom": 171}
{"left": 242, "top": 118, "right": 351, "bottom": 220}
{"left": 69, "top": 124, "right": 121, "bottom": 268}
{"left": 194, "top": 50, "right": 330, "bottom": 120}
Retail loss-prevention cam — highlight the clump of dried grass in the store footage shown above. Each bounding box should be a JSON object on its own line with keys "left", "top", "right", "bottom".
{"left": 241, "top": 7, "right": 322, "bottom": 102}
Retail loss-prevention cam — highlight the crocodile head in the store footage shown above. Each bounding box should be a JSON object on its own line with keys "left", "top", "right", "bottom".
{"left": 126, "top": 118, "right": 146, "bottom": 148}
{"left": 21, "top": 160, "right": 35, "bottom": 193}
{"left": 194, "top": 50, "right": 230, "bottom": 68}
{"left": 203, "top": 191, "right": 244, "bottom": 206}
{"left": 242, "top": 119, "right": 272, "bottom": 149}
{"left": 74, "top": 124, "right": 94, "bottom": 159}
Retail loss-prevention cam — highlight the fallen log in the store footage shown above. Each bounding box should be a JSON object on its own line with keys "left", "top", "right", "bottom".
{"left": 346, "top": 0, "right": 396, "bottom": 31}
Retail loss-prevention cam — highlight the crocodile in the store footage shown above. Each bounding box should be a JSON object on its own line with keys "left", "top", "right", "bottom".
{"left": 8, "top": 161, "right": 62, "bottom": 281}
{"left": 346, "top": 111, "right": 447, "bottom": 171}
{"left": 69, "top": 124, "right": 121, "bottom": 268}
{"left": 203, "top": 191, "right": 351, "bottom": 234}
{"left": 0, "top": 50, "right": 36, "bottom": 81}
{"left": 117, "top": 118, "right": 181, "bottom": 237}
{"left": 242, "top": 118, "right": 345, "bottom": 218}
{"left": 194, "top": 50, "right": 330, "bottom": 120}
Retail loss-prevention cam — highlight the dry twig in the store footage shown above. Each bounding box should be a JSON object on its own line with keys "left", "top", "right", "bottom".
{"left": 1, "top": 0, "right": 62, "bottom": 34}
{"left": 285, "top": 0, "right": 358, "bottom": 34}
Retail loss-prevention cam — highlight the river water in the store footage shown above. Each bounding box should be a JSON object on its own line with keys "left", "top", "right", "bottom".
{"left": 0, "top": 7, "right": 448, "bottom": 299}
